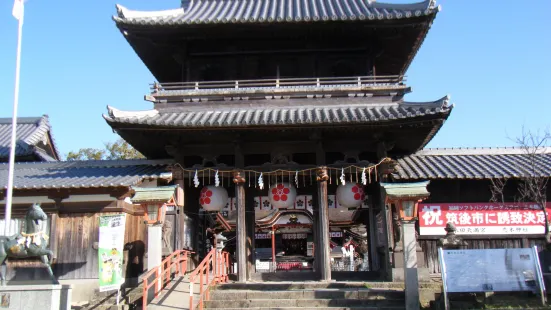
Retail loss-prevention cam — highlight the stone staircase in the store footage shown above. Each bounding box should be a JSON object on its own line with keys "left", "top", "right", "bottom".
{"left": 73, "top": 282, "right": 144, "bottom": 310}
{"left": 205, "top": 282, "right": 410, "bottom": 310}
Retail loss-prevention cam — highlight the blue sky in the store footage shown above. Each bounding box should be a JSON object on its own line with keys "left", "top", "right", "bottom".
{"left": 0, "top": 0, "right": 550, "bottom": 158}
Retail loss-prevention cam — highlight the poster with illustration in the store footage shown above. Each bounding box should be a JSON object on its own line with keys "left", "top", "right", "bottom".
{"left": 98, "top": 214, "right": 126, "bottom": 292}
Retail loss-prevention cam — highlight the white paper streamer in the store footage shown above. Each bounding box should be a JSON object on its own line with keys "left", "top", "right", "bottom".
{"left": 295, "top": 171, "right": 299, "bottom": 188}
{"left": 258, "top": 172, "right": 264, "bottom": 190}
{"left": 340, "top": 168, "right": 346, "bottom": 186}
{"left": 361, "top": 167, "right": 367, "bottom": 185}
{"left": 193, "top": 170, "right": 200, "bottom": 188}
{"left": 214, "top": 170, "right": 220, "bottom": 187}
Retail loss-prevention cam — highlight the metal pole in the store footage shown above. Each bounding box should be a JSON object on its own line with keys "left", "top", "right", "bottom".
{"left": 5, "top": 6, "right": 24, "bottom": 236}
{"left": 438, "top": 247, "right": 449, "bottom": 310}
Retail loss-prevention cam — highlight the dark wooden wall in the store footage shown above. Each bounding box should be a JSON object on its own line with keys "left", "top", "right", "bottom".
{"left": 53, "top": 212, "right": 147, "bottom": 280}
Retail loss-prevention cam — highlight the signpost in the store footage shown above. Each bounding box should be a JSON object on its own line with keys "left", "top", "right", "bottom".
{"left": 439, "top": 246, "right": 546, "bottom": 310}
{"left": 98, "top": 214, "right": 127, "bottom": 300}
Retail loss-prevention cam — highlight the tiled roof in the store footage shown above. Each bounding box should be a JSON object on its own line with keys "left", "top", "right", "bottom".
{"left": 104, "top": 96, "right": 452, "bottom": 129}
{"left": 0, "top": 159, "right": 172, "bottom": 190}
{"left": 0, "top": 116, "right": 60, "bottom": 162}
{"left": 381, "top": 181, "right": 430, "bottom": 198}
{"left": 131, "top": 185, "right": 177, "bottom": 203}
{"left": 114, "top": 0, "right": 438, "bottom": 26}
{"left": 394, "top": 147, "right": 551, "bottom": 180}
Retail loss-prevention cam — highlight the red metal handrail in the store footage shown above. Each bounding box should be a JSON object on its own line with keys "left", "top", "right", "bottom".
{"left": 142, "top": 249, "right": 193, "bottom": 310}
{"left": 189, "top": 248, "right": 231, "bottom": 310}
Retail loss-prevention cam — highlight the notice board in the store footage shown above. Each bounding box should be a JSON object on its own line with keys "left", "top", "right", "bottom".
{"left": 439, "top": 247, "right": 546, "bottom": 309}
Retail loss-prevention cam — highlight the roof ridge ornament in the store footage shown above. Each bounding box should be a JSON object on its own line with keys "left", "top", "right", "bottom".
{"left": 106, "top": 105, "right": 159, "bottom": 120}
{"left": 115, "top": 4, "right": 185, "bottom": 20}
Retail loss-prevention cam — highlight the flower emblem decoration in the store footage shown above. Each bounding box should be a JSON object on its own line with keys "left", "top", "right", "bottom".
{"left": 200, "top": 187, "right": 213, "bottom": 205}
{"left": 351, "top": 184, "right": 366, "bottom": 201}
{"left": 271, "top": 183, "right": 291, "bottom": 201}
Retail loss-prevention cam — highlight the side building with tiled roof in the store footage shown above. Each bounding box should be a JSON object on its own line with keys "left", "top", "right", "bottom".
{"left": 0, "top": 115, "right": 60, "bottom": 162}
{"left": 0, "top": 158, "right": 175, "bottom": 298}
{"left": 392, "top": 147, "right": 551, "bottom": 275}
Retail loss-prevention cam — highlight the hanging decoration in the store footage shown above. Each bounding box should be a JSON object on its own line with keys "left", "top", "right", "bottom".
{"left": 340, "top": 168, "right": 346, "bottom": 186}
{"left": 199, "top": 185, "right": 229, "bottom": 211}
{"left": 214, "top": 170, "right": 220, "bottom": 187}
{"left": 269, "top": 183, "right": 297, "bottom": 209}
{"left": 173, "top": 157, "right": 391, "bottom": 190}
{"left": 258, "top": 173, "right": 264, "bottom": 190}
{"left": 336, "top": 183, "right": 366, "bottom": 208}
{"left": 193, "top": 170, "right": 200, "bottom": 188}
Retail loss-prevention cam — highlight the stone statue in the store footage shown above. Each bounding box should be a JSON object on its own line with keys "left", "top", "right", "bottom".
{"left": 162, "top": 220, "right": 173, "bottom": 253}
{"left": 392, "top": 213, "right": 403, "bottom": 252}
{"left": 358, "top": 238, "right": 370, "bottom": 271}
{"left": 0, "top": 203, "right": 55, "bottom": 285}
{"left": 438, "top": 222, "right": 468, "bottom": 249}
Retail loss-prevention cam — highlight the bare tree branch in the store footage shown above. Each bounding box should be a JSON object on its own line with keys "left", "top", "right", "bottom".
{"left": 489, "top": 178, "right": 508, "bottom": 204}
{"left": 513, "top": 126, "right": 551, "bottom": 242}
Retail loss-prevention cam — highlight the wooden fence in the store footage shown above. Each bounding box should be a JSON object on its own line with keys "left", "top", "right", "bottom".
{"left": 54, "top": 212, "right": 146, "bottom": 279}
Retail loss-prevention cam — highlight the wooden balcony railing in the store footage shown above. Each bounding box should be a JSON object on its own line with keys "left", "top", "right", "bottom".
{"left": 150, "top": 75, "right": 405, "bottom": 93}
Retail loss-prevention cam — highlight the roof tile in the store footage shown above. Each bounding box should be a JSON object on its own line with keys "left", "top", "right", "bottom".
{"left": 0, "top": 159, "right": 172, "bottom": 190}
{"left": 394, "top": 148, "right": 551, "bottom": 179}
{"left": 114, "top": 0, "right": 437, "bottom": 26}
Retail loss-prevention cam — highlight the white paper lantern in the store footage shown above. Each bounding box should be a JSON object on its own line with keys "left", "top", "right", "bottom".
{"left": 199, "top": 186, "right": 228, "bottom": 211}
{"left": 336, "top": 183, "right": 365, "bottom": 208}
{"left": 269, "top": 183, "right": 297, "bottom": 209}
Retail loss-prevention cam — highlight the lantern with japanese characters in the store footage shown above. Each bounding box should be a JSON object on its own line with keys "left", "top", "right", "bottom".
{"left": 269, "top": 183, "right": 297, "bottom": 209}
{"left": 336, "top": 183, "right": 365, "bottom": 208}
{"left": 199, "top": 185, "right": 228, "bottom": 211}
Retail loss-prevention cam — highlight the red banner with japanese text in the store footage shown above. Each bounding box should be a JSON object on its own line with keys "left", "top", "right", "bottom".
{"left": 419, "top": 202, "right": 551, "bottom": 235}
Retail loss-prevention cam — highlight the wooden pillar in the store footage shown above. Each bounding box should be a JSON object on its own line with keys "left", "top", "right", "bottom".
{"left": 246, "top": 190, "right": 255, "bottom": 280}
{"left": 233, "top": 170, "right": 247, "bottom": 282}
{"left": 316, "top": 167, "right": 331, "bottom": 281}
{"left": 312, "top": 193, "right": 320, "bottom": 273}
{"left": 271, "top": 225, "right": 276, "bottom": 271}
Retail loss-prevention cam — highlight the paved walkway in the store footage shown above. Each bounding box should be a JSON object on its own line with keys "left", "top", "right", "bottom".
{"left": 148, "top": 273, "right": 214, "bottom": 310}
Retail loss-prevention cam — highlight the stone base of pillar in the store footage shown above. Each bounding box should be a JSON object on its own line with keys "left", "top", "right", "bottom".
{"left": 391, "top": 267, "right": 431, "bottom": 282}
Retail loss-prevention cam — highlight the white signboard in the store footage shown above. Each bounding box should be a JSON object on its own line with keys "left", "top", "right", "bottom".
{"left": 441, "top": 248, "right": 543, "bottom": 292}
{"left": 439, "top": 247, "right": 546, "bottom": 310}
{"left": 255, "top": 260, "right": 270, "bottom": 271}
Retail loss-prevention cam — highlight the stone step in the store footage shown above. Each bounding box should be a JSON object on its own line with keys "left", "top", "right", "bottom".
{"left": 215, "top": 308, "right": 404, "bottom": 310}
{"left": 215, "top": 281, "right": 440, "bottom": 291}
{"left": 204, "top": 298, "right": 405, "bottom": 308}
{"left": 209, "top": 289, "right": 404, "bottom": 301}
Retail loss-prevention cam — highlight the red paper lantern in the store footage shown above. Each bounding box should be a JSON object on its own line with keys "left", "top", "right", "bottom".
{"left": 269, "top": 183, "right": 297, "bottom": 209}
{"left": 336, "top": 183, "right": 365, "bottom": 208}
{"left": 199, "top": 186, "right": 228, "bottom": 211}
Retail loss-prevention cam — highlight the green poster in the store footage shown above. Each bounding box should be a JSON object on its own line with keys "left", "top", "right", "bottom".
{"left": 98, "top": 214, "right": 126, "bottom": 292}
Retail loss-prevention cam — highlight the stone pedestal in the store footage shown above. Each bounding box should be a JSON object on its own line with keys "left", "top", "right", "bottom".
{"left": 0, "top": 284, "right": 72, "bottom": 310}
